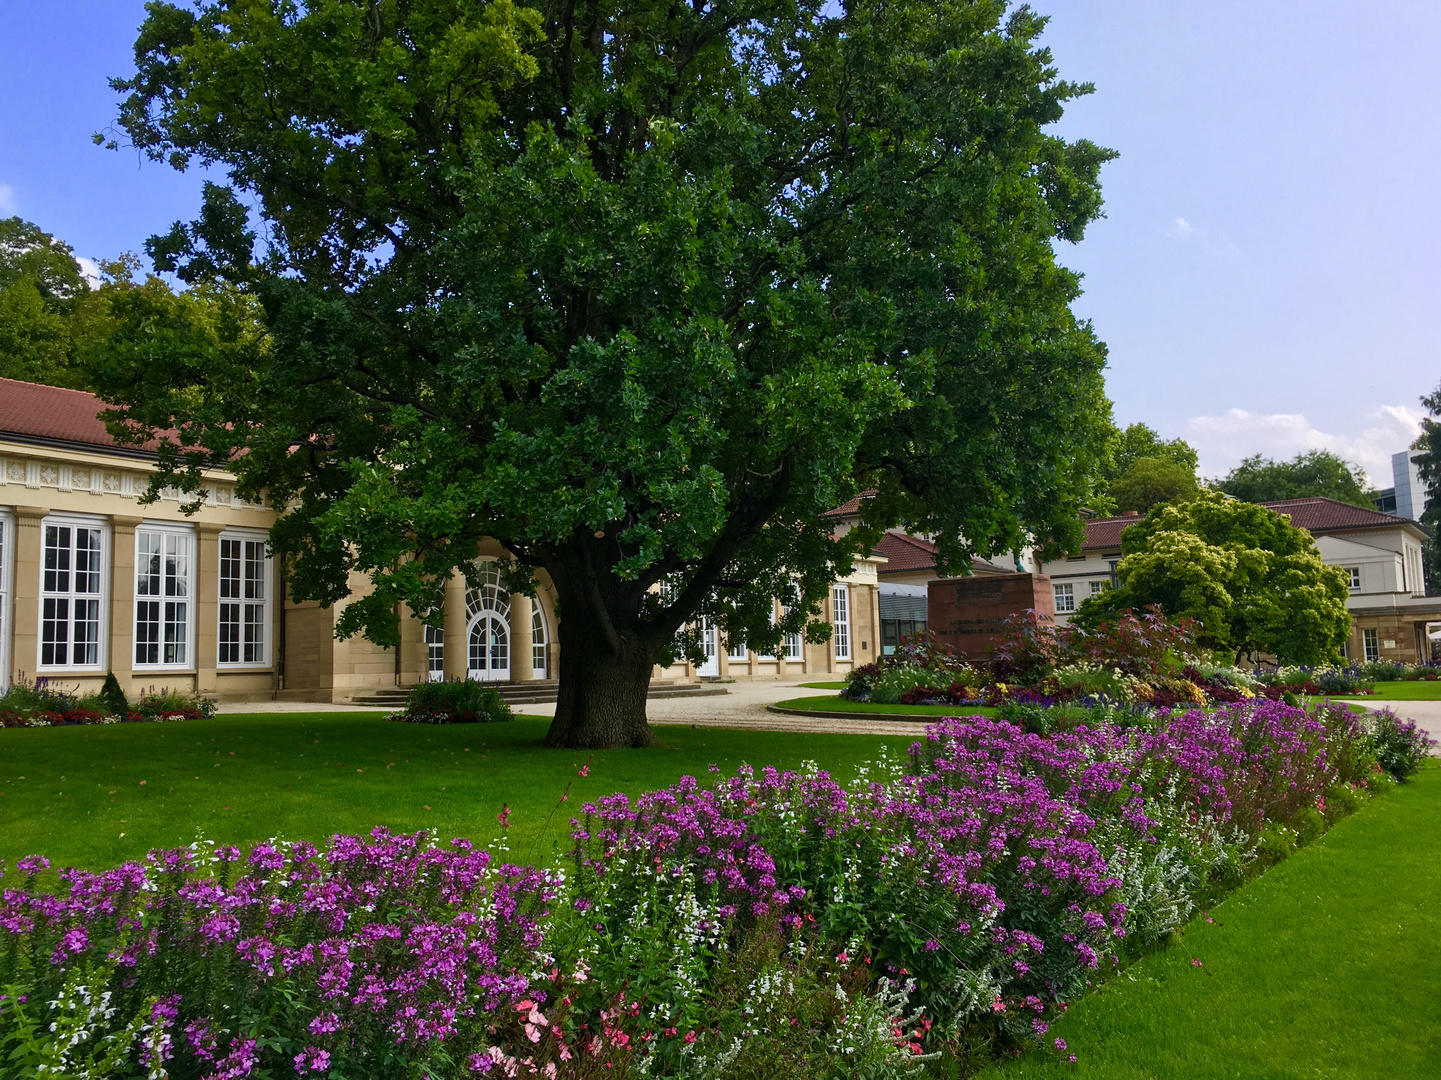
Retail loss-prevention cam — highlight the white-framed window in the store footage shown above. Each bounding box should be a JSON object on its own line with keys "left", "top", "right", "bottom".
{"left": 1089, "top": 580, "right": 1108, "bottom": 597}
{"left": 531, "top": 604, "right": 548, "bottom": 677}
{"left": 424, "top": 624, "right": 445, "bottom": 681}
{"left": 1363, "top": 628, "right": 1380, "bottom": 662}
{"left": 0, "top": 512, "right": 11, "bottom": 691}
{"left": 727, "top": 636, "right": 748, "bottom": 660}
{"left": 781, "top": 586, "right": 803, "bottom": 660}
{"left": 1345, "top": 566, "right": 1361, "bottom": 591}
{"left": 832, "top": 584, "right": 850, "bottom": 660}
{"left": 135, "top": 524, "right": 194, "bottom": 669}
{"left": 1053, "top": 582, "right": 1076, "bottom": 613}
{"left": 218, "top": 531, "right": 270, "bottom": 667}
{"left": 39, "top": 515, "right": 107, "bottom": 670}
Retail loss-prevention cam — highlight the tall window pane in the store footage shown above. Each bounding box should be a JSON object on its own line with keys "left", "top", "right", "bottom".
{"left": 40, "top": 522, "right": 105, "bottom": 668}
{"left": 832, "top": 584, "right": 850, "bottom": 660}
{"left": 219, "top": 534, "right": 269, "bottom": 666}
{"left": 135, "top": 528, "right": 191, "bottom": 666}
{"left": 425, "top": 624, "right": 445, "bottom": 681}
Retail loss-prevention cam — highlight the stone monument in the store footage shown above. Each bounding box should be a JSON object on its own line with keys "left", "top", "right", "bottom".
{"left": 927, "top": 574, "right": 1055, "bottom": 660}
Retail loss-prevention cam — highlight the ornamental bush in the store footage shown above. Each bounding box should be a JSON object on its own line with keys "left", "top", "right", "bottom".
{"left": 392, "top": 680, "right": 513, "bottom": 725}
{"left": 0, "top": 701, "right": 1430, "bottom": 1078}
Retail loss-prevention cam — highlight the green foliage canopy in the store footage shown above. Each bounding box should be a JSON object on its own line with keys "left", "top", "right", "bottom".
{"left": 92, "top": 0, "right": 1117, "bottom": 746}
{"left": 1411, "top": 383, "right": 1441, "bottom": 595}
{"left": 1109, "top": 454, "right": 1198, "bottom": 514}
{"left": 1217, "top": 449, "right": 1373, "bottom": 508}
{"left": 1075, "top": 489, "right": 1351, "bottom": 664}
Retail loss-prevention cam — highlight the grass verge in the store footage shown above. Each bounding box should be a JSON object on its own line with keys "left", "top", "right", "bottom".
{"left": 989, "top": 765, "right": 1441, "bottom": 1079}
{"left": 1337, "top": 680, "right": 1441, "bottom": 701}
{"left": 797, "top": 681, "right": 849, "bottom": 690}
{"left": 0, "top": 713, "right": 902, "bottom": 871}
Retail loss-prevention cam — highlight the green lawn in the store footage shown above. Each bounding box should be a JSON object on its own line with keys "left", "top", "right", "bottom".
{"left": 1338, "top": 679, "right": 1441, "bottom": 701}
{"left": 775, "top": 694, "right": 998, "bottom": 717}
{"left": 0, "top": 714, "right": 902, "bottom": 872}
{"left": 990, "top": 765, "right": 1441, "bottom": 1079}
{"left": 797, "top": 681, "right": 849, "bottom": 690}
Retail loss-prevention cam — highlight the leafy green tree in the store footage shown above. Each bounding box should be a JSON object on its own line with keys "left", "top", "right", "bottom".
{"left": 1091, "top": 422, "right": 1198, "bottom": 514}
{"left": 1075, "top": 490, "right": 1350, "bottom": 664}
{"left": 0, "top": 217, "right": 88, "bottom": 305}
{"left": 92, "top": 0, "right": 1116, "bottom": 748}
{"left": 0, "top": 217, "right": 93, "bottom": 386}
{"left": 0, "top": 277, "right": 72, "bottom": 383}
{"left": 1110, "top": 455, "right": 1198, "bottom": 514}
{"left": 1411, "top": 385, "right": 1441, "bottom": 596}
{"left": 1216, "top": 449, "right": 1371, "bottom": 508}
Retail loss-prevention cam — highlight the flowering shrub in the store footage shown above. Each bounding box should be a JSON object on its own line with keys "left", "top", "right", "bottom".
{"left": 0, "top": 676, "right": 215, "bottom": 728}
{"left": 390, "top": 679, "right": 513, "bottom": 724}
{"left": 0, "top": 701, "right": 1429, "bottom": 1077}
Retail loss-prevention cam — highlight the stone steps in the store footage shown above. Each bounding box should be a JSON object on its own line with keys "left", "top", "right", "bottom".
{"left": 350, "top": 679, "right": 727, "bottom": 708}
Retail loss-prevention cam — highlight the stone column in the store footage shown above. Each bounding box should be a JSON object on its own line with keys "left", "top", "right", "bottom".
{"left": 194, "top": 522, "right": 224, "bottom": 694}
{"left": 443, "top": 573, "right": 468, "bottom": 681}
{"left": 109, "top": 515, "right": 143, "bottom": 686}
{"left": 510, "top": 592, "right": 534, "bottom": 681}
{"left": 10, "top": 506, "right": 45, "bottom": 684}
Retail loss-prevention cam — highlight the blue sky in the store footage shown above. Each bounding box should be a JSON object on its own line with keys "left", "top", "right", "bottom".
{"left": 2, "top": 1, "right": 1438, "bottom": 486}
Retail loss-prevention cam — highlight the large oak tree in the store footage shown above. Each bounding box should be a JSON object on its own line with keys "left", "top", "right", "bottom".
{"left": 91, "top": 0, "right": 1115, "bottom": 747}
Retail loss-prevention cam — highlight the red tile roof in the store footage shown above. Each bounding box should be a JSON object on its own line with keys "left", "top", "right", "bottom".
{"left": 874, "top": 530, "right": 939, "bottom": 571}
{"left": 1258, "top": 497, "right": 1417, "bottom": 532}
{"left": 0, "top": 377, "right": 157, "bottom": 455}
{"left": 825, "top": 490, "right": 876, "bottom": 518}
{"left": 1080, "top": 514, "right": 1143, "bottom": 551}
{"left": 874, "top": 530, "right": 1011, "bottom": 576}
{"left": 1080, "top": 497, "right": 1418, "bottom": 551}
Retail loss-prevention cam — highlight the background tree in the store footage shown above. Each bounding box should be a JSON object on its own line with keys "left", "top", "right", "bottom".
{"left": 1109, "top": 455, "right": 1198, "bottom": 514}
{"left": 1074, "top": 489, "right": 1350, "bottom": 664}
{"left": 1410, "top": 384, "right": 1441, "bottom": 596}
{"left": 0, "top": 216, "right": 148, "bottom": 389}
{"left": 1216, "top": 449, "right": 1372, "bottom": 508}
{"left": 1096, "top": 421, "right": 1199, "bottom": 514}
{"left": 92, "top": 0, "right": 1116, "bottom": 749}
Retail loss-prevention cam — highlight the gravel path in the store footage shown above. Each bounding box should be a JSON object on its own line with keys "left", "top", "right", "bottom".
{"left": 1354, "top": 699, "right": 1441, "bottom": 747}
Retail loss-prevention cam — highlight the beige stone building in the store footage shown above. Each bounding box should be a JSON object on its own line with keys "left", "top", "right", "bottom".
{"left": 0, "top": 378, "right": 879, "bottom": 701}
{"left": 1037, "top": 498, "right": 1441, "bottom": 665}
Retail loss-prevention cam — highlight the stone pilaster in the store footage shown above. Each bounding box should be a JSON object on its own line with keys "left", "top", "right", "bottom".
{"left": 195, "top": 523, "right": 224, "bottom": 693}
{"left": 110, "top": 515, "right": 142, "bottom": 682}
{"left": 10, "top": 507, "right": 45, "bottom": 683}
{"left": 509, "top": 592, "right": 534, "bottom": 681}
{"left": 443, "top": 573, "right": 469, "bottom": 680}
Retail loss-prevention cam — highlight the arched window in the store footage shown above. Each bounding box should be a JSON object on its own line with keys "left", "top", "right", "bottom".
{"left": 531, "top": 603, "right": 547, "bottom": 677}
{"left": 424, "top": 624, "right": 444, "bottom": 682}
{"left": 465, "top": 561, "right": 511, "bottom": 680}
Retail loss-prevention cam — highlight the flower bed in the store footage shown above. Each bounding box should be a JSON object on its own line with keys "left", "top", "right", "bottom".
{"left": 0, "top": 677, "right": 216, "bottom": 729}
{"left": 386, "top": 679, "right": 513, "bottom": 725}
{"left": 841, "top": 613, "right": 1426, "bottom": 714}
{"left": 0, "top": 702, "right": 1430, "bottom": 1078}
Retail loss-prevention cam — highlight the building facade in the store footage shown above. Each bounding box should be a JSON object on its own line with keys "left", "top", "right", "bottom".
{"left": 1038, "top": 498, "right": 1441, "bottom": 664}
{"left": 0, "top": 378, "right": 878, "bottom": 700}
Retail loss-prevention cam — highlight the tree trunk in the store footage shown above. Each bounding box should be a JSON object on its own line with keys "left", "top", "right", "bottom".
{"left": 544, "top": 620, "right": 660, "bottom": 749}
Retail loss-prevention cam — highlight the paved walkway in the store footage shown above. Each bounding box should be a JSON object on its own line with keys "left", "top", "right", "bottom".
{"left": 216, "top": 679, "right": 937, "bottom": 736}
{"left": 216, "top": 686, "right": 1441, "bottom": 746}
{"left": 1353, "top": 699, "right": 1441, "bottom": 747}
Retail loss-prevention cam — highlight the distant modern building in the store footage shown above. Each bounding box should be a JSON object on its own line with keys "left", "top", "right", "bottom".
{"left": 1039, "top": 498, "right": 1441, "bottom": 664}
{"left": 1371, "top": 449, "right": 1428, "bottom": 519}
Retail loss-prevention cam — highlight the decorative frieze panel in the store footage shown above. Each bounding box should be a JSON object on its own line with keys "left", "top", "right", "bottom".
{"left": 0, "top": 454, "right": 264, "bottom": 513}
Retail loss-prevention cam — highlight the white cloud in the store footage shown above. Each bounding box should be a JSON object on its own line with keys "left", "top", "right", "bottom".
{"left": 0, "top": 184, "right": 15, "bottom": 214}
{"left": 1167, "top": 216, "right": 1197, "bottom": 239}
{"left": 75, "top": 256, "right": 102, "bottom": 287}
{"left": 1186, "top": 405, "right": 1425, "bottom": 487}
